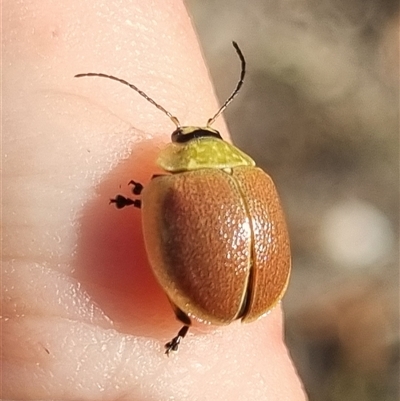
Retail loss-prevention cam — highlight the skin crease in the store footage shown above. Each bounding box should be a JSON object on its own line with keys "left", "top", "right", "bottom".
{"left": 2, "top": 0, "right": 307, "bottom": 400}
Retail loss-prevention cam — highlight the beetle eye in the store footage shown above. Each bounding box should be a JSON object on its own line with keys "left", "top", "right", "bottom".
{"left": 171, "top": 128, "right": 182, "bottom": 143}
{"left": 171, "top": 128, "right": 223, "bottom": 143}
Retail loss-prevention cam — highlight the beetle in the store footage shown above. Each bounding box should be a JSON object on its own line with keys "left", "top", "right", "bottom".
{"left": 75, "top": 42, "right": 291, "bottom": 355}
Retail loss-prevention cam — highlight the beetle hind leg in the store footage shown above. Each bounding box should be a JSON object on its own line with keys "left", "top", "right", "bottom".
{"left": 165, "top": 303, "right": 192, "bottom": 355}
{"left": 165, "top": 325, "right": 190, "bottom": 355}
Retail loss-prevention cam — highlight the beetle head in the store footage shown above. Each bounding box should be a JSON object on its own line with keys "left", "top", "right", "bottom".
{"left": 171, "top": 126, "right": 222, "bottom": 143}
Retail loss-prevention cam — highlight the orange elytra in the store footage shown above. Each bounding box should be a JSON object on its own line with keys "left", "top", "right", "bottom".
{"left": 75, "top": 42, "right": 291, "bottom": 355}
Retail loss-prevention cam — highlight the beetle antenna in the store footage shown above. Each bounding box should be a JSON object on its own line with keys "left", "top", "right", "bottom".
{"left": 206, "top": 41, "right": 246, "bottom": 127}
{"left": 74, "top": 72, "right": 181, "bottom": 128}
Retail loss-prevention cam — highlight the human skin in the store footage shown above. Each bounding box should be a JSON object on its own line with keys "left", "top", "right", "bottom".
{"left": 2, "top": 0, "right": 307, "bottom": 399}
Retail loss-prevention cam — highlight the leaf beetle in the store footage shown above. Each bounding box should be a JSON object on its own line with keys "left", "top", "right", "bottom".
{"left": 75, "top": 42, "right": 291, "bottom": 355}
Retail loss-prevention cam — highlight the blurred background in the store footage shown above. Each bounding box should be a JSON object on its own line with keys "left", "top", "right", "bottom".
{"left": 185, "top": 1, "right": 399, "bottom": 400}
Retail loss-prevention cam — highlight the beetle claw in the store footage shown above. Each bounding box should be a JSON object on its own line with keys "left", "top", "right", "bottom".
{"left": 164, "top": 325, "right": 190, "bottom": 356}
{"left": 164, "top": 338, "right": 180, "bottom": 356}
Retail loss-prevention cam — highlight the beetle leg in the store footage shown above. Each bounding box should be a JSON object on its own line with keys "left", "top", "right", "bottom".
{"left": 110, "top": 180, "right": 143, "bottom": 209}
{"left": 165, "top": 325, "right": 190, "bottom": 355}
{"left": 164, "top": 303, "right": 192, "bottom": 355}
{"left": 128, "top": 180, "right": 144, "bottom": 195}
{"left": 126, "top": 176, "right": 165, "bottom": 197}
{"left": 109, "top": 195, "right": 141, "bottom": 209}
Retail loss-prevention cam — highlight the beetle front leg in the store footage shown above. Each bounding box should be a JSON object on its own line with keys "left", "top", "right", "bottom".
{"left": 109, "top": 195, "right": 141, "bottom": 209}
{"left": 110, "top": 180, "right": 144, "bottom": 209}
{"left": 128, "top": 180, "right": 144, "bottom": 195}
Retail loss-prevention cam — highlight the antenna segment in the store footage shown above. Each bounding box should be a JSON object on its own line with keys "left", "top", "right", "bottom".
{"left": 74, "top": 41, "right": 245, "bottom": 129}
